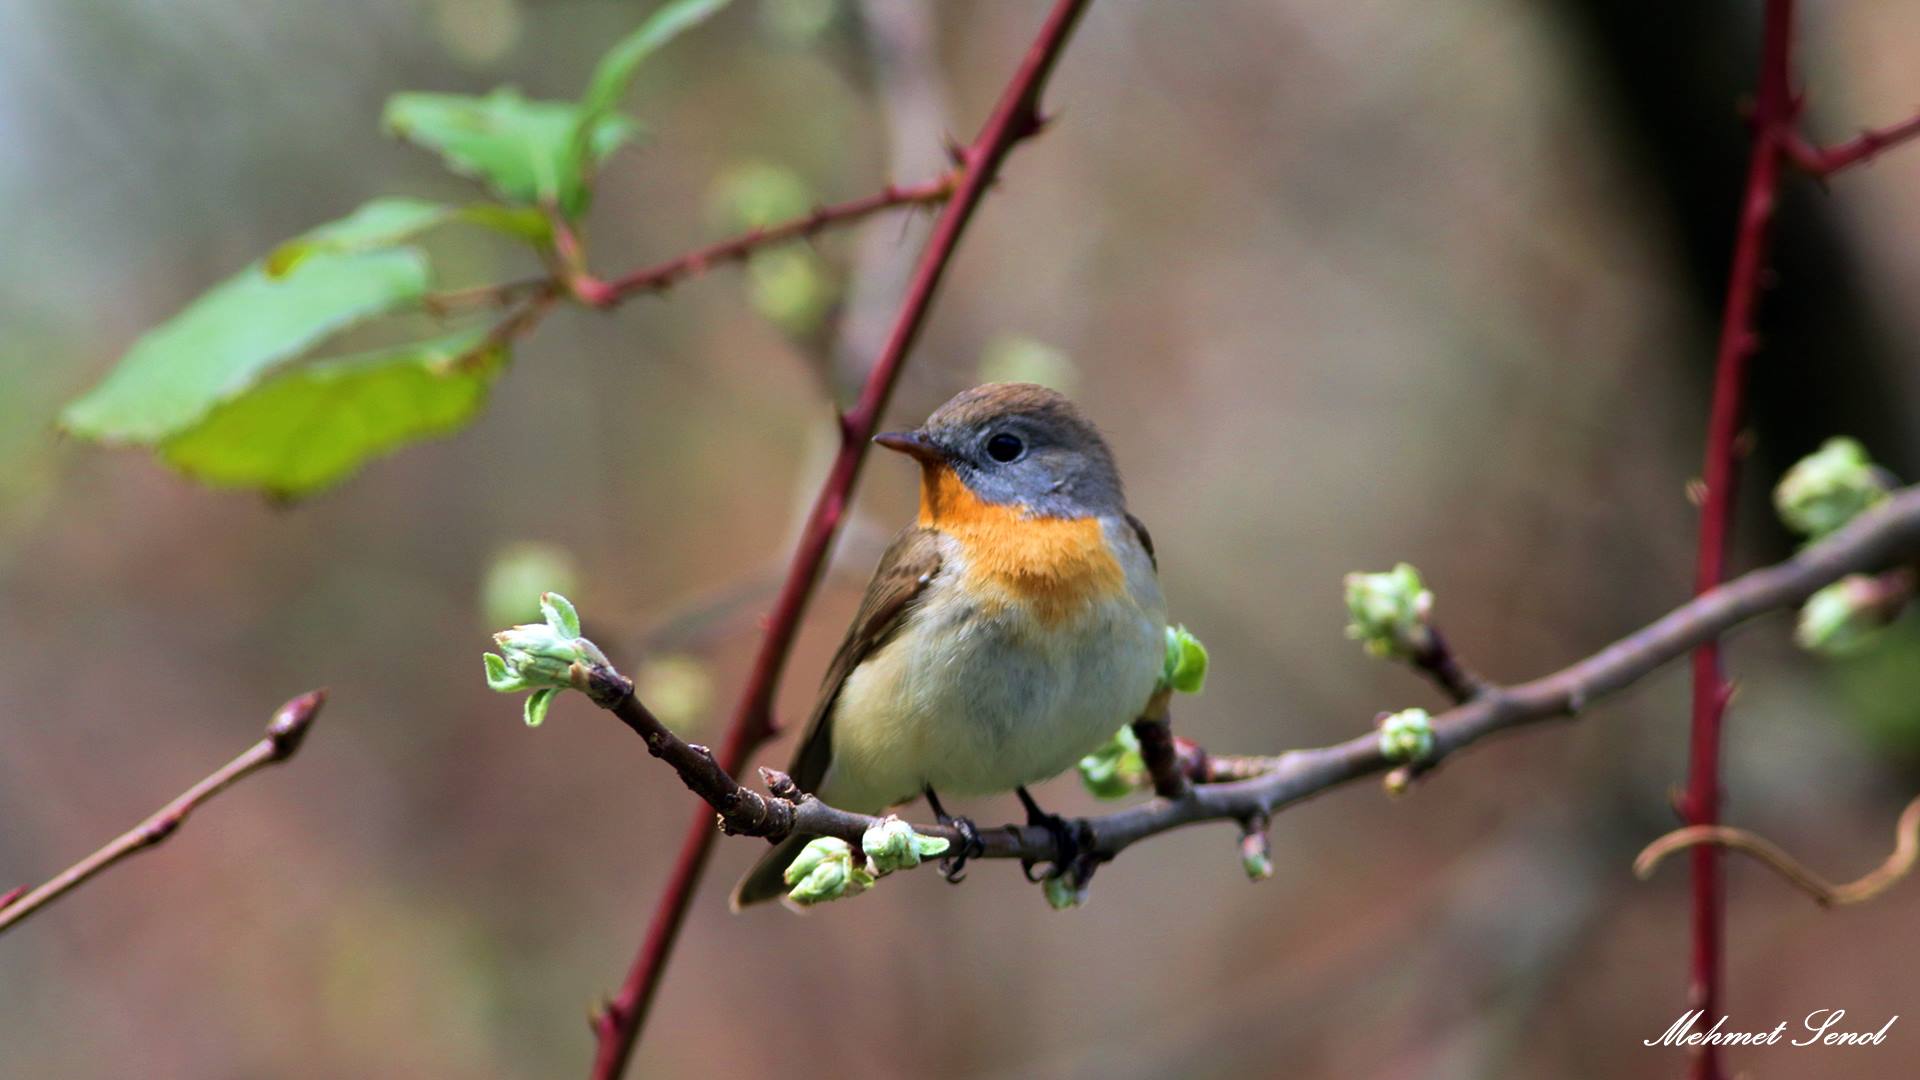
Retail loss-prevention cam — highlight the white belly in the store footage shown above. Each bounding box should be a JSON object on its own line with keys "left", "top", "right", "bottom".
{"left": 821, "top": 539, "right": 1165, "bottom": 813}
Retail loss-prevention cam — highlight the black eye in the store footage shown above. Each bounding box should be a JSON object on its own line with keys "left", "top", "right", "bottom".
{"left": 985, "top": 432, "right": 1025, "bottom": 463}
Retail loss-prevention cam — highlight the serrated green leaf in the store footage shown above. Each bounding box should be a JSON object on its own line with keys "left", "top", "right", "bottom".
{"left": 574, "top": 0, "right": 731, "bottom": 172}
{"left": 62, "top": 249, "right": 429, "bottom": 445}
{"left": 384, "top": 88, "right": 639, "bottom": 218}
{"left": 266, "top": 197, "right": 453, "bottom": 278}
{"left": 156, "top": 331, "right": 507, "bottom": 497}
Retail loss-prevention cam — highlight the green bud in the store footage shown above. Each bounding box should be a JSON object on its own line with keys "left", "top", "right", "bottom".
{"left": 784, "top": 837, "right": 875, "bottom": 905}
{"left": 1077, "top": 725, "right": 1147, "bottom": 799}
{"left": 1241, "top": 843, "right": 1274, "bottom": 883}
{"left": 485, "top": 593, "right": 612, "bottom": 724}
{"left": 861, "top": 815, "right": 951, "bottom": 875}
{"left": 524, "top": 687, "right": 559, "bottom": 728}
{"left": 1344, "top": 564, "right": 1434, "bottom": 660}
{"left": 1042, "top": 874, "right": 1088, "bottom": 910}
{"left": 1796, "top": 576, "right": 1896, "bottom": 656}
{"left": 541, "top": 591, "right": 581, "bottom": 639}
{"left": 1774, "top": 437, "right": 1891, "bottom": 539}
{"left": 1161, "top": 624, "right": 1210, "bottom": 694}
{"left": 1377, "top": 707, "right": 1435, "bottom": 763}
{"left": 782, "top": 836, "right": 846, "bottom": 887}
{"left": 484, "top": 652, "right": 531, "bottom": 693}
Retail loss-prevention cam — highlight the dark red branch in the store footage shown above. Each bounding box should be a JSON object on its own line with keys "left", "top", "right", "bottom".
{"left": 0, "top": 691, "right": 324, "bottom": 937}
{"left": 1783, "top": 111, "right": 1920, "bottom": 178}
{"left": 1684, "top": 4, "right": 1796, "bottom": 1076}
{"left": 586, "top": 4, "right": 1093, "bottom": 1077}
{"left": 585, "top": 173, "right": 961, "bottom": 307}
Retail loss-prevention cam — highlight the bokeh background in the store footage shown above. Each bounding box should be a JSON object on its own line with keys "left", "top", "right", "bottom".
{"left": 4, "top": 1, "right": 1920, "bottom": 1077}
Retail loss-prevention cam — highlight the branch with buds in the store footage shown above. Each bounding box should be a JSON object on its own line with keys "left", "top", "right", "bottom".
{"left": 487, "top": 465, "right": 1920, "bottom": 908}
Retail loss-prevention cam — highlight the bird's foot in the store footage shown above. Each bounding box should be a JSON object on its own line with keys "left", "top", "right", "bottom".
{"left": 1016, "top": 787, "right": 1086, "bottom": 883}
{"left": 934, "top": 814, "right": 985, "bottom": 883}
{"left": 924, "top": 788, "right": 985, "bottom": 884}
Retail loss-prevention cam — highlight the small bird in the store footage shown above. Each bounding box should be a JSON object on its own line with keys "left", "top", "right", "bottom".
{"left": 732, "top": 383, "right": 1167, "bottom": 908}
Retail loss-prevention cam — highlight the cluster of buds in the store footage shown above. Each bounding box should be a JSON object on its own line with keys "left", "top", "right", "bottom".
{"left": 1773, "top": 439, "right": 1912, "bottom": 656}
{"left": 782, "top": 817, "right": 952, "bottom": 905}
{"left": 1774, "top": 437, "right": 1891, "bottom": 539}
{"left": 483, "top": 593, "right": 611, "bottom": 726}
{"left": 1344, "top": 563, "right": 1434, "bottom": 661}
{"left": 1377, "top": 707, "right": 1435, "bottom": 764}
{"left": 782, "top": 837, "right": 873, "bottom": 905}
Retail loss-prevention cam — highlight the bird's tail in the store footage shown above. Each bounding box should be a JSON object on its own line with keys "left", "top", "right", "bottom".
{"left": 729, "top": 833, "right": 815, "bottom": 911}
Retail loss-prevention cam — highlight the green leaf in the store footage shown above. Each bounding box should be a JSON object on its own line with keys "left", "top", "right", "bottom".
{"left": 62, "top": 248, "right": 429, "bottom": 445}
{"left": 265, "top": 197, "right": 452, "bottom": 278}
{"left": 384, "top": 88, "right": 639, "bottom": 218}
{"left": 524, "top": 688, "right": 560, "bottom": 728}
{"left": 574, "top": 0, "right": 731, "bottom": 170}
{"left": 156, "top": 331, "right": 507, "bottom": 497}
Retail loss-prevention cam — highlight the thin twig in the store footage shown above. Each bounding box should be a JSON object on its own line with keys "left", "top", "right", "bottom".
{"left": 590, "top": 172, "right": 960, "bottom": 306}
{"left": 1783, "top": 111, "right": 1920, "bottom": 178}
{"left": 1635, "top": 795, "right": 1920, "bottom": 908}
{"left": 582, "top": 486, "right": 1920, "bottom": 880}
{"left": 0, "top": 691, "right": 326, "bottom": 937}
{"left": 586, "top": 4, "right": 1094, "bottom": 1076}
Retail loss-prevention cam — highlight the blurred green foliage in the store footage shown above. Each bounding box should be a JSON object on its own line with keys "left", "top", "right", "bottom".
{"left": 59, "top": 0, "right": 732, "bottom": 499}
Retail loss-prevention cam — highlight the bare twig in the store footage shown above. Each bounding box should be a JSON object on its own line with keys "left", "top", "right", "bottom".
{"left": 587, "top": 172, "right": 960, "bottom": 307}
{"left": 1783, "top": 111, "right": 1920, "bottom": 178}
{"left": 1636, "top": 795, "right": 1920, "bottom": 908}
{"left": 582, "top": 486, "right": 1920, "bottom": 880}
{"left": 1410, "top": 626, "right": 1490, "bottom": 705}
{"left": 586, "top": 4, "right": 1094, "bottom": 1076}
{"left": 0, "top": 691, "right": 326, "bottom": 938}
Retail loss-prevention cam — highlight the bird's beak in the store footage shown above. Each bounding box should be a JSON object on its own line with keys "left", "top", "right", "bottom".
{"left": 873, "top": 429, "right": 944, "bottom": 465}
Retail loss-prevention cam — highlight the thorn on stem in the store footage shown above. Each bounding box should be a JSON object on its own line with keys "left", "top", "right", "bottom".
{"left": 0, "top": 886, "right": 23, "bottom": 910}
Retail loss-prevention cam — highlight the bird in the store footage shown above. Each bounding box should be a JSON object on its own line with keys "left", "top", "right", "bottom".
{"left": 731, "top": 382, "right": 1167, "bottom": 909}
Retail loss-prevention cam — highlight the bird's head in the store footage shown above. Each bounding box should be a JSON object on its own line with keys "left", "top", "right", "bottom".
{"left": 875, "top": 382, "right": 1124, "bottom": 520}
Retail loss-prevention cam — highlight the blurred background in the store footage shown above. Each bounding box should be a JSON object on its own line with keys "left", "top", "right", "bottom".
{"left": 3, "top": 1, "right": 1920, "bottom": 1076}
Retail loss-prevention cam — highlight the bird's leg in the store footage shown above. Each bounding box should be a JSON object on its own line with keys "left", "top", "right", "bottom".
{"left": 924, "top": 787, "right": 984, "bottom": 884}
{"left": 1015, "top": 786, "right": 1082, "bottom": 883}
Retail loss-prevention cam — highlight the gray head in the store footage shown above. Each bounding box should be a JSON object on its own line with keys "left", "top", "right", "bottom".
{"left": 874, "top": 383, "right": 1125, "bottom": 518}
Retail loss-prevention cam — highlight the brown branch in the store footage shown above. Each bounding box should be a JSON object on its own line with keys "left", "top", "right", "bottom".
{"left": 1410, "top": 626, "right": 1490, "bottom": 705}
{"left": 0, "top": 691, "right": 325, "bottom": 937}
{"left": 1635, "top": 794, "right": 1920, "bottom": 908}
{"left": 586, "top": 3, "right": 1094, "bottom": 1076}
{"left": 581, "top": 486, "right": 1920, "bottom": 880}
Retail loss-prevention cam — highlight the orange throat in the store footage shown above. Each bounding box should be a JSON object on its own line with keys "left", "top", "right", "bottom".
{"left": 917, "top": 465, "right": 1124, "bottom": 625}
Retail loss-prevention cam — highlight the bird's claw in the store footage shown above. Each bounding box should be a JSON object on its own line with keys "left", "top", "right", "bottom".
{"left": 935, "top": 814, "right": 985, "bottom": 883}
{"left": 1017, "top": 796, "right": 1086, "bottom": 883}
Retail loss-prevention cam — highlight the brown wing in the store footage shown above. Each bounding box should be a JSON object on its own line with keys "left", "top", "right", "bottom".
{"left": 1124, "top": 511, "right": 1157, "bottom": 571}
{"left": 785, "top": 526, "right": 944, "bottom": 794}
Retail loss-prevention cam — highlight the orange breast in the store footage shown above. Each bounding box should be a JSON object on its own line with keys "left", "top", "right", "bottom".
{"left": 918, "top": 466, "right": 1125, "bottom": 626}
